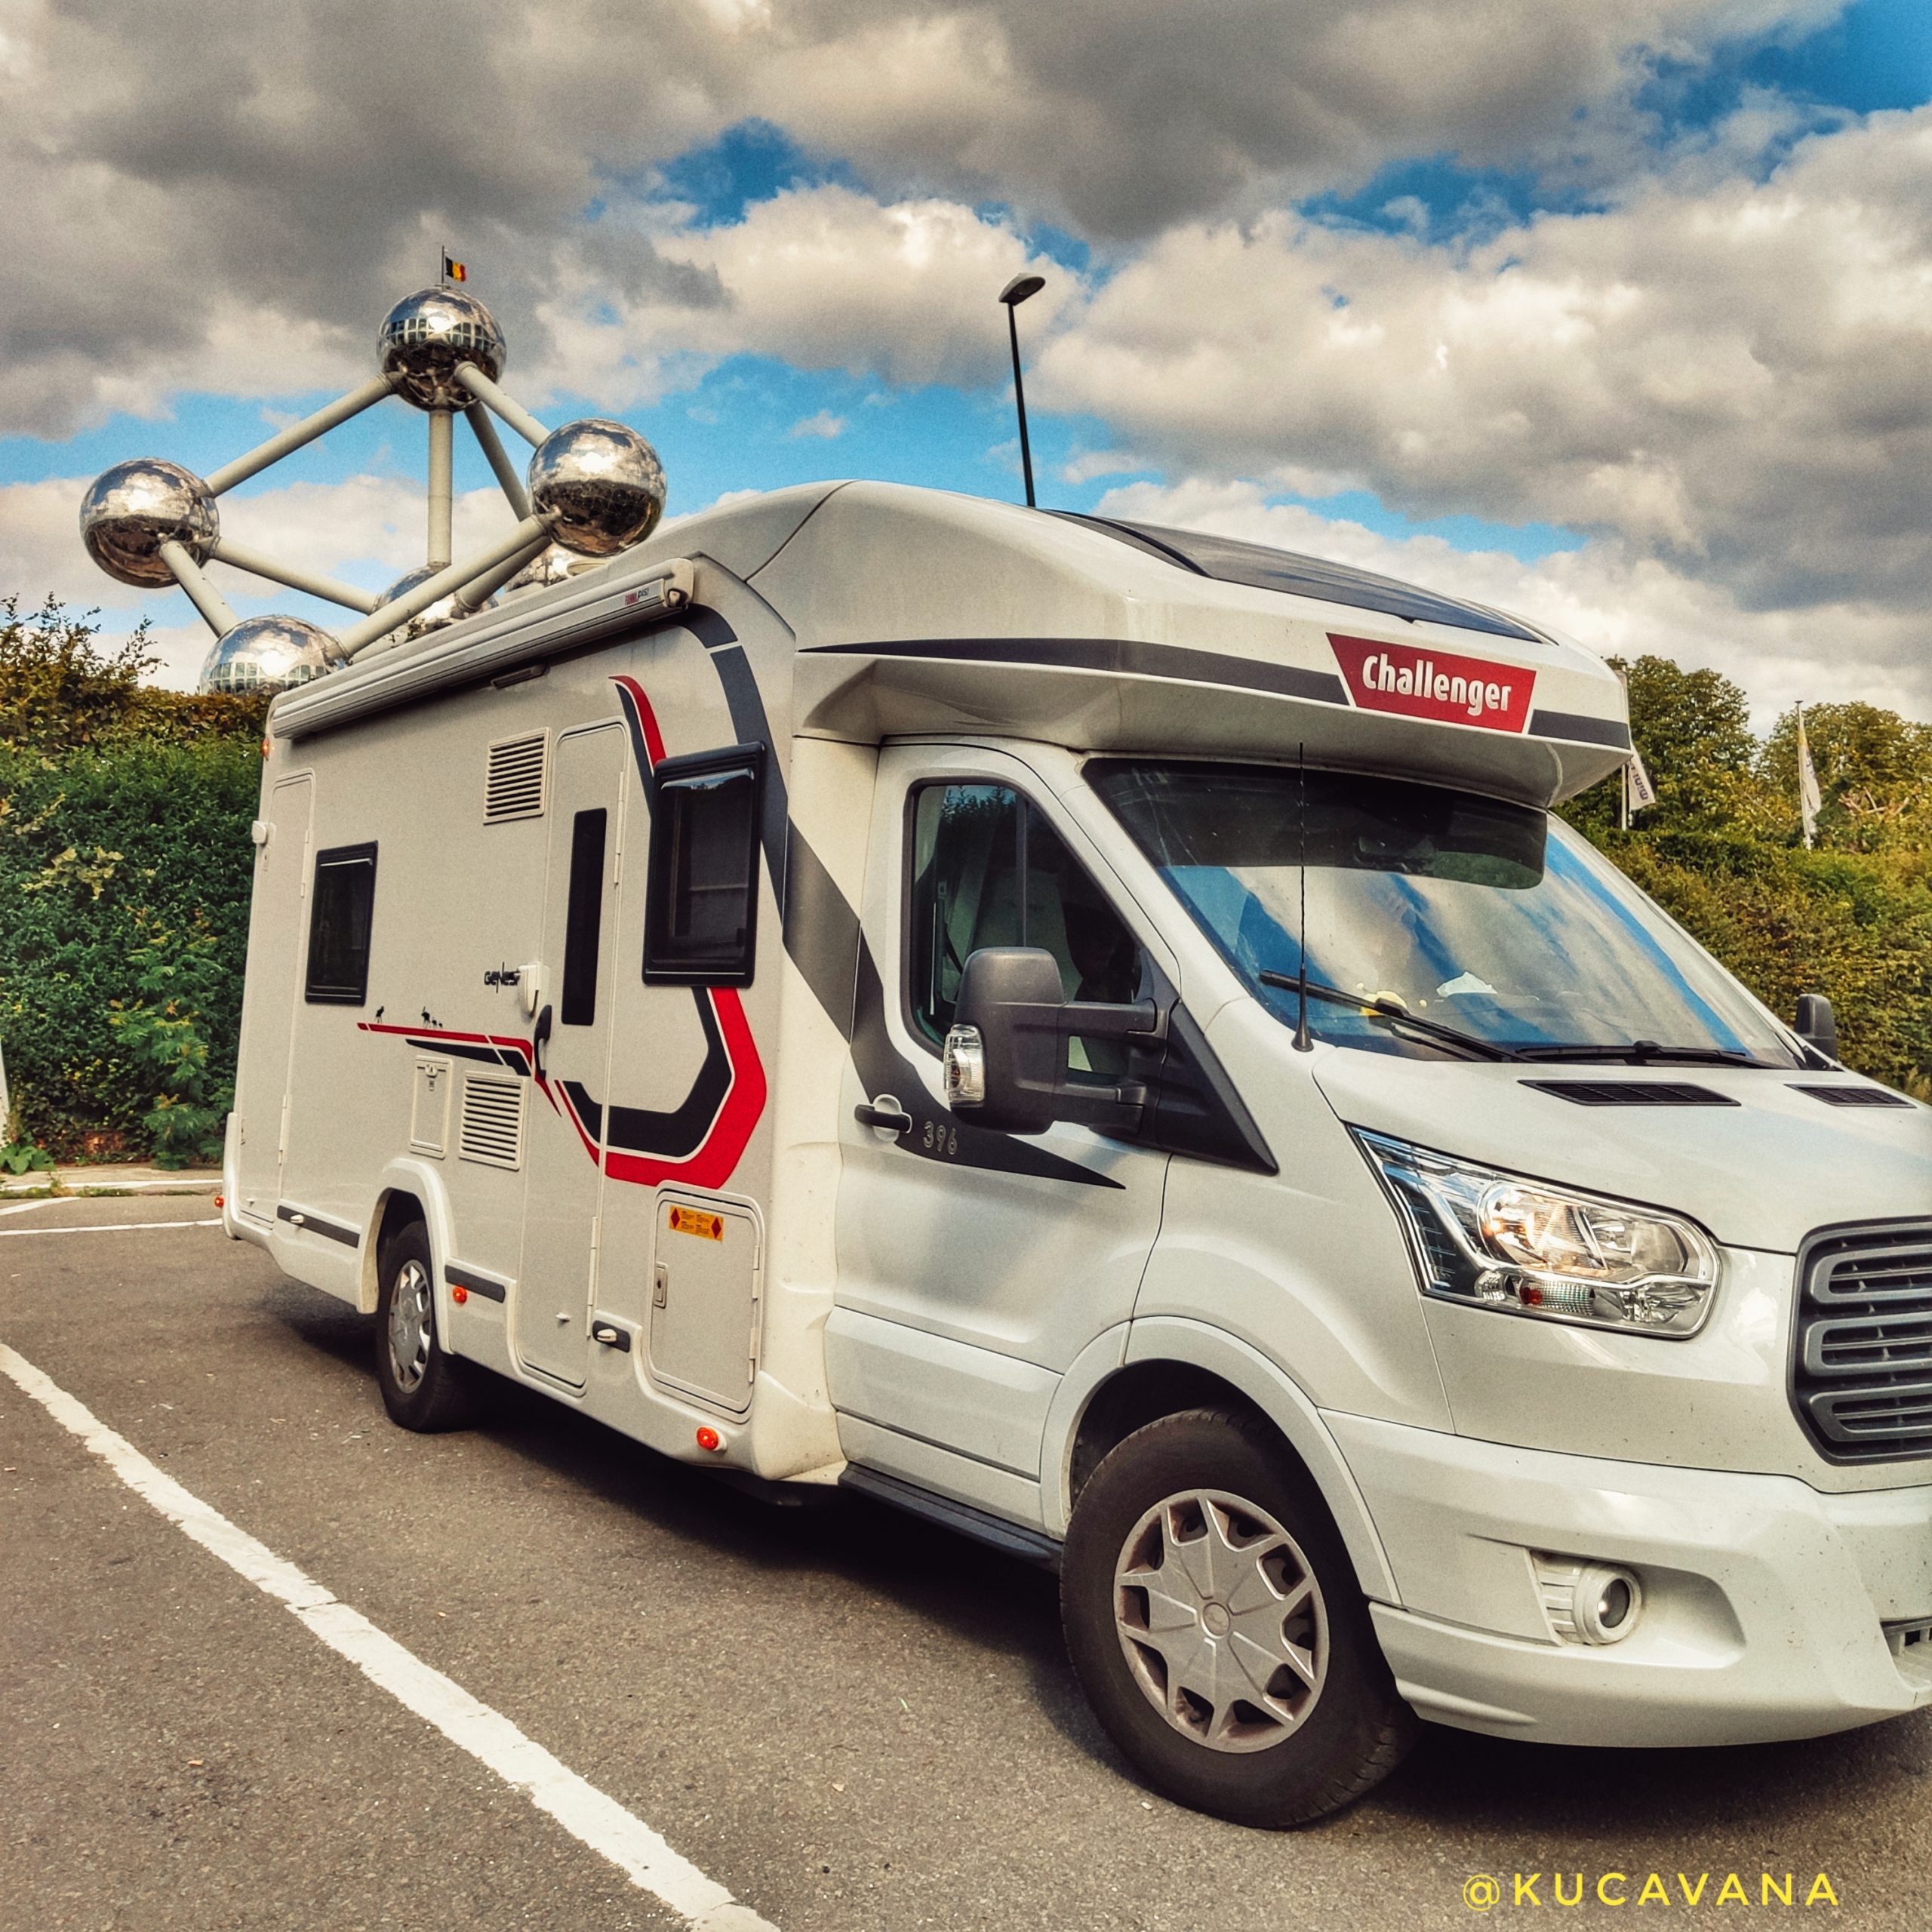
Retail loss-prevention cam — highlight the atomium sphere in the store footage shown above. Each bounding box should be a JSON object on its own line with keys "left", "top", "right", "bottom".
{"left": 377, "top": 288, "right": 506, "bottom": 410}
{"left": 79, "top": 458, "right": 219, "bottom": 588}
{"left": 504, "top": 545, "right": 580, "bottom": 594}
{"left": 528, "top": 419, "right": 666, "bottom": 558}
{"left": 380, "top": 565, "right": 497, "bottom": 642}
{"left": 198, "top": 615, "right": 346, "bottom": 697}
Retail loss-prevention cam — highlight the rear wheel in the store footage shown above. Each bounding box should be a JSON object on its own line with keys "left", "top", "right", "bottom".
{"left": 374, "top": 1220, "right": 478, "bottom": 1431}
{"left": 1061, "top": 1406, "right": 1414, "bottom": 1827}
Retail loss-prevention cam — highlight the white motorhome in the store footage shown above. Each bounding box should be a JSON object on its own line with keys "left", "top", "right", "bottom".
{"left": 226, "top": 481, "right": 1932, "bottom": 1826}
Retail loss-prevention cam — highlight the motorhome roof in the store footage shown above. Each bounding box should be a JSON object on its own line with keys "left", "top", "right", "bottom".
{"left": 271, "top": 479, "right": 1630, "bottom": 808}
{"left": 1054, "top": 515, "right": 1541, "bottom": 644}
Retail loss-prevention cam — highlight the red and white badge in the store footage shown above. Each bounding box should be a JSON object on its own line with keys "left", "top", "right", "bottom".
{"left": 1329, "top": 633, "right": 1534, "bottom": 734}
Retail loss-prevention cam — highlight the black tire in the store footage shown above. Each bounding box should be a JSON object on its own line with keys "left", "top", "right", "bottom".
{"left": 1061, "top": 1405, "right": 1414, "bottom": 1827}
{"left": 373, "top": 1218, "right": 479, "bottom": 1432}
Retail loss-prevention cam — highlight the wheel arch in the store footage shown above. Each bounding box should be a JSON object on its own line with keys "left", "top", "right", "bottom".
{"left": 361, "top": 1158, "right": 456, "bottom": 1331}
{"left": 1045, "top": 1315, "right": 1399, "bottom": 1605}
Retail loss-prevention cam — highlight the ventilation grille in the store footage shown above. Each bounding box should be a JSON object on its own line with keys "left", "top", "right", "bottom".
{"left": 1792, "top": 1223, "right": 1932, "bottom": 1461}
{"left": 1521, "top": 1079, "right": 1738, "bottom": 1107}
{"left": 485, "top": 731, "right": 548, "bottom": 823}
{"left": 1791, "top": 1084, "right": 1913, "bottom": 1110}
{"left": 458, "top": 1075, "right": 525, "bottom": 1168}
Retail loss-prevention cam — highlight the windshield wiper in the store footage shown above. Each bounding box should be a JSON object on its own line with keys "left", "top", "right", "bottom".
{"left": 1257, "top": 972, "right": 1527, "bottom": 1063}
{"left": 1512, "top": 1041, "right": 1774, "bottom": 1069}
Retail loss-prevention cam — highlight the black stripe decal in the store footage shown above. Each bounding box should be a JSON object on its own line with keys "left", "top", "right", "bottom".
{"left": 782, "top": 830, "right": 860, "bottom": 1043}
{"left": 564, "top": 990, "right": 731, "bottom": 1161}
{"left": 803, "top": 635, "right": 1348, "bottom": 707}
{"left": 1529, "top": 708, "right": 1632, "bottom": 749}
{"left": 446, "top": 1262, "right": 508, "bottom": 1302}
{"left": 275, "top": 1203, "right": 360, "bottom": 1247}
{"left": 682, "top": 606, "right": 792, "bottom": 917}
{"left": 405, "top": 1035, "right": 529, "bottom": 1074}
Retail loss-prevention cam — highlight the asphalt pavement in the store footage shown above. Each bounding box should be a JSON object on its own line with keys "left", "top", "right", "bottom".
{"left": 4, "top": 1195, "right": 1927, "bottom": 1929}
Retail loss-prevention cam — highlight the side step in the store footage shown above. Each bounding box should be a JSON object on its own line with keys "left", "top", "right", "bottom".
{"left": 838, "top": 1463, "right": 1063, "bottom": 1571}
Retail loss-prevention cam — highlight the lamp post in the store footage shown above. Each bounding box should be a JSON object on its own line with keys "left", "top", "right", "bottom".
{"left": 998, "top": 272, "right": 1046, "bottom": 509}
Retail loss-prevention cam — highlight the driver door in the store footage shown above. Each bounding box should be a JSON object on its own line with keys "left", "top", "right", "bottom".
{"left": 830, "top": 746, "right": 1171, "bottom": 1522}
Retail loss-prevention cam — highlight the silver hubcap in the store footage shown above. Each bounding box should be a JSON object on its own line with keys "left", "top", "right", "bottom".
{"left": 387, "top": 1258, "right": 432, "bottom": 1392}
{"left": 1114, "top": 1487, "right": 1328, "bottom": 1753}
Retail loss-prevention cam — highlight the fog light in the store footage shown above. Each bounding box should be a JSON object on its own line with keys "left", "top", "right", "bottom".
{"left": 1534, "top": 1554, "right": 1643, "bottom": 1646}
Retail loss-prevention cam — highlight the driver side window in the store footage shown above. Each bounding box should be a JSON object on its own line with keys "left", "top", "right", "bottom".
{"left": 907, "top": 783, "right": 1141, "bottom": 1073}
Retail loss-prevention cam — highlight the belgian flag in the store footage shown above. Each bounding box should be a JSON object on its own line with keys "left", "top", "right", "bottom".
{"left": 442, "top": 252, "right": 468, "bottom": 285}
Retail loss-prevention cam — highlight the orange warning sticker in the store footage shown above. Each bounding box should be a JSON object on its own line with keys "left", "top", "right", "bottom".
{"left": 666, "top": 1205, "right": 724, "bottom": 1241}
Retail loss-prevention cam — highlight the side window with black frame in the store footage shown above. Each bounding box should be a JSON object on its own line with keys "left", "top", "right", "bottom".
{"left": 559, "top": 808, "right": 608, "bottom": 1026}
{"left": 907, "top": 783, "right": 1141, "bottom": 1075}
{"left": 305, "top": 841, "right": 377, "bottom": 1004}
{"left": 643, "top": 746, "right": 762, "bottom": 986}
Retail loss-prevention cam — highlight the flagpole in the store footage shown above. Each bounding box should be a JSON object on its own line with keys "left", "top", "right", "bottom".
{"left": 1616, "top": 664, "right": 1631, "bottom": 830}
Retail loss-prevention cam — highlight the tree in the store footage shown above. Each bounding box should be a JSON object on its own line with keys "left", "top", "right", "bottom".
{"left": 1759, "top": 702, "right": 1932, "bottom": 853}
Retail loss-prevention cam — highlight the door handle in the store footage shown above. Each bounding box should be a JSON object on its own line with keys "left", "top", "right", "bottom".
{"left": 532, "top": 1003, "right": 553, "bottom": 1082}
{"left": 854, "top": 1095, "right": 913, "bottom": 1136}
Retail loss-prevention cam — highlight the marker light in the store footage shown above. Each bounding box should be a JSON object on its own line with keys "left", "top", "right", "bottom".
{"left": 451, "top": 1284, "right": 469, "bottom": 1305}
{"left": 1355, "top": 1129, "right": 1718, "bottom": 1338}
{"left": 695, "top": 1426, "right": 721, "bottom": 1453}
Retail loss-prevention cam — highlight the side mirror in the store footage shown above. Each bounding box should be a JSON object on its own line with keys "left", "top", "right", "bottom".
{"left": 944, "top": 946, "right": 1160, "bottom": 1136}
{"left": 944, "top": 947, "right": 1064, "bottom": 1135}
{"left": 1795, "top": 993, "right": 1838, "bottom": 1060}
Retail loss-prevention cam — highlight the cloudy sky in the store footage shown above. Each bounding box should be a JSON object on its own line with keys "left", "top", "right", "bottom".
{"left": 1, "top": 0, "right": 1927, "bottom": 718}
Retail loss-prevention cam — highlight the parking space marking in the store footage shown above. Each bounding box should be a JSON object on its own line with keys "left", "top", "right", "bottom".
{"left": 0, "top": 1343, "right": 777, "bottom": 1932}
{"left": 0, "top": 1218, "right": 223, "bottom": 1238}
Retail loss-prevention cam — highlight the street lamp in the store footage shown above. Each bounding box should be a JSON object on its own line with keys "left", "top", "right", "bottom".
{"left": 998, "top": 272, "right": 1046, "bottom": 509}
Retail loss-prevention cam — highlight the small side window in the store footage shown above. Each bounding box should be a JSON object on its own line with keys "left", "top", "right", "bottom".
{"left": 305, "top": 841, "right": 377, "bottom": 1004}
{"left": 643, "top": 746, "right": 762, "bottom": 986}
{"left": 559, "top": 808, "right": 608, "bottom": 1026}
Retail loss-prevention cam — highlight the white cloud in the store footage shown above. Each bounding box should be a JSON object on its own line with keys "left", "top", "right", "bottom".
{"left": 1039, "top": 106, "right": 1932, "bottom": 626}
{"left": 787, "top": 408, "right": 847, "bottom": 439}
{"left": 0, "top": 0, "right": 1847, "bottom": 432}
{"left": 1094, "top": 477, "right": 1931, "bottom": 722}
{"left": 534, "top": 188, "right": 1069, "bottom": 406}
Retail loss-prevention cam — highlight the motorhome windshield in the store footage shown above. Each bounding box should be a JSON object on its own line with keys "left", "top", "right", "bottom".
{"left": 1090, "top": 761, "right": 1803, "bottom": 1066}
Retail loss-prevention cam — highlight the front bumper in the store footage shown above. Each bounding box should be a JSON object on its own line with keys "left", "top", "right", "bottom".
{"left": 1330, "top": 1411, "right": 1932, "bottom": 1747}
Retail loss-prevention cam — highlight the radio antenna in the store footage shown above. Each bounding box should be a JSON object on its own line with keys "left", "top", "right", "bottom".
{"left": 1293, "top": 740, "right": 1313, "bottom": 1053}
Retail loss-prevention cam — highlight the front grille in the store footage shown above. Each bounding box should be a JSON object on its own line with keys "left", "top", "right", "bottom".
{"left": 1792, "top": 1222, "right": 1932, "bottom": 1460}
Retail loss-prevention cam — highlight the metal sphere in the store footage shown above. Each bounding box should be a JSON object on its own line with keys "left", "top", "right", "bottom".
{"left": 504, "top": 545, "right": 581, "bottom": 594}
{"left": 528, "top": 419, "right": 666, "bottom": 557}
{"left": 377, "top": 287, "right": 506, "bottom": 410}
{"left": 198, "top": 615, "right": 345, "bottom": 697}
{"left": 380, "top": 565, "right": 497, "bottom": 642}
{"left": 79, "top": 458, "right": 219, "bottom": 588}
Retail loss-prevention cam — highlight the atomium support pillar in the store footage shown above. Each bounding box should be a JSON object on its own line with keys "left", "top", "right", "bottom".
{"left": 158, "top": 540, "right": 239, "bottom": 637}
{"left": 427, "top": 408, "right": 454, "bottom": 569}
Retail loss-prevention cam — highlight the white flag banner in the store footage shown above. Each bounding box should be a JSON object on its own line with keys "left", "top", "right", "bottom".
{"left": 1796, "top": 704, "right": 1822, "bottom": 848}
{"left": 1624, "top": 750, "right": 1657, "bottom": 816}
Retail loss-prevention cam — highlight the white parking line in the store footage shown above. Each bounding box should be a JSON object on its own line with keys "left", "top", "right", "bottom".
{"left": 0, "top": 1219, "right": 223, "bottom": 1238}
{"left": 0, "top": 1343, "right": 777, "bottom": 1932}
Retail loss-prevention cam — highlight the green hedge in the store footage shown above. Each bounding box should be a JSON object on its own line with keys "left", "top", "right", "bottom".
{"left": 1, "top": 598, "right": 266, "bottom": 1163}
{"left": 0, "top": 737, "right": 261, "bottom": 1158}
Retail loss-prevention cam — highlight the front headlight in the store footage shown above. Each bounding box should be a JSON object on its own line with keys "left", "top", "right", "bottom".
{"left": 1354, "top": 1129, "right": 1719, "bottom": 1338}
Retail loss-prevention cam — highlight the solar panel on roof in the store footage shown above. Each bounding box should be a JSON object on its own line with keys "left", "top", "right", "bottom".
{"left": 1063, "top": 515, "right": 1543, "bottom": 644}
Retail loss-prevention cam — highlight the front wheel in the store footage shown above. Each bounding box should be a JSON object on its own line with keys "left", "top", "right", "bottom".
{"left": 1060, "top": 1406, "right": 1414, "bottom": 1827}
{"left": 374, "top": 1220, "right": 478, "bottom": 1432}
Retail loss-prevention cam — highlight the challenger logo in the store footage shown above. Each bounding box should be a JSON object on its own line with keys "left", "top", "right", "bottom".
{"left": 1329, "top": 633, "right": 1534, "bottom": 733}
